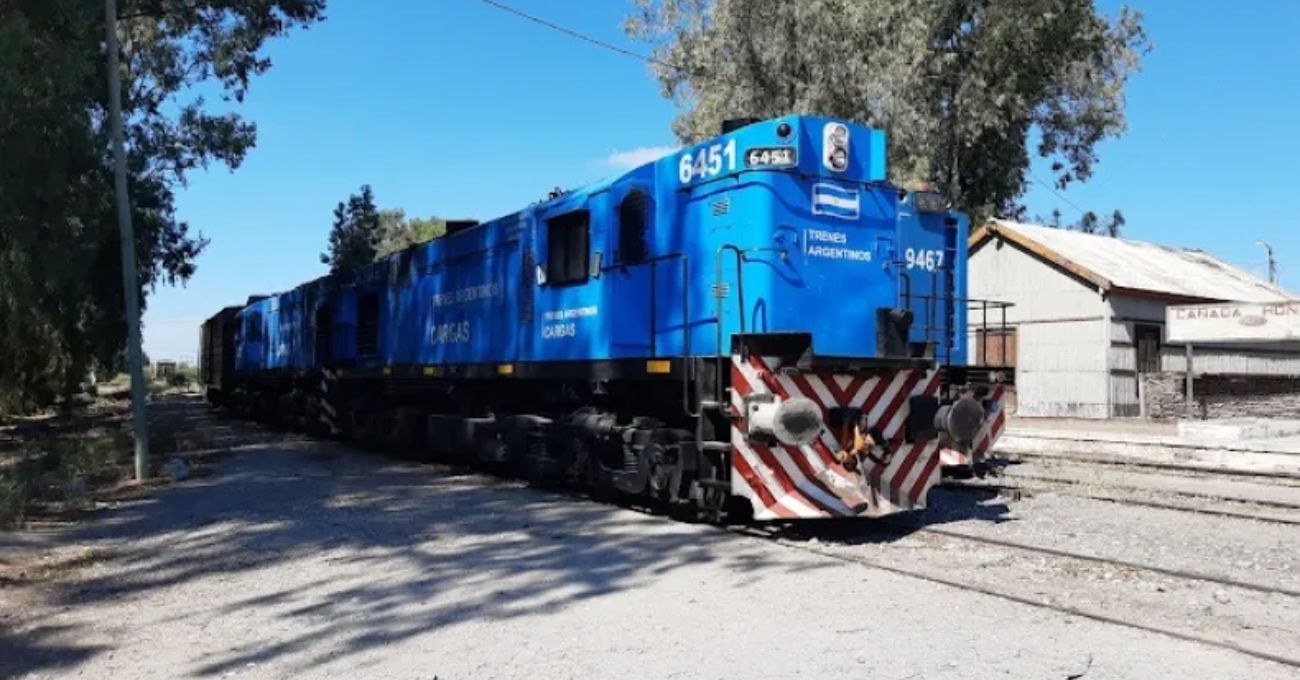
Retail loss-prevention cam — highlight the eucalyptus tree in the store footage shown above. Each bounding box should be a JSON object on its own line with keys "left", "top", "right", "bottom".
{"left": 626, "top": 0, "right": 1148, "bottom": 221}
{"left": 0, "top": 0, "right": 324, "bottom": 413}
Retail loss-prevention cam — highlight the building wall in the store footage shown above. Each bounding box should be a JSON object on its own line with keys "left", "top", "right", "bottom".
{"left": 1107, "top": 295, "right": 1300, "bottom": 416}
{"left": 1142, "top": 373, "right": 1300, "bottom": 419}
{"left": 970, "top": 238, "right": 1108, "bottom": 417}
{"left": 969, "top": 238, "right": 1105, "bottom": 324}
{"left": 973, "top": 236, "right": 1300, "bottom": 419}
{"left": 1017, "top": 319, "right": 1110, "bottom": 417}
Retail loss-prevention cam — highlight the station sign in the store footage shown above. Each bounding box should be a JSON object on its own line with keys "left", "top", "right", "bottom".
{"left": 1167, "top": 300, "right": 1300, "bottom": 342}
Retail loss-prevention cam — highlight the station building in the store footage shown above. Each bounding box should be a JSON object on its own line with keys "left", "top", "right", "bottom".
{"left": 968, "top": 221, "right": 1298, "bottom": 418}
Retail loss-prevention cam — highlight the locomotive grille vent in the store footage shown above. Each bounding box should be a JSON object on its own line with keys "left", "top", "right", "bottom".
{"left": 711, "top": 198, "right": 731, "bottom": 216}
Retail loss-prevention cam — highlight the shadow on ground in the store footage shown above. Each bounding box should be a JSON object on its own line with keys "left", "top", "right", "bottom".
{"left": 0, "top": 398, "right": 1009, "bottom": 678}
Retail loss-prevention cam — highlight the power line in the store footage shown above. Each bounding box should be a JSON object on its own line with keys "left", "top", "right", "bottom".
{"left": 1028, "top": 171, "right": 1088, "bottom": 216}
{"left": 474, "top": 0, "right": 1103, "bottom": 223}
{"left": 472, "top": 0, "right": 679, "bottom": 72}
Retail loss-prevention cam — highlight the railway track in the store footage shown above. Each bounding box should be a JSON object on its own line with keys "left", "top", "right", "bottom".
{"left": 951, "top": 453, "right": 1300, "bottom": 525}
{"left": 892, "top": 520, "right": 1299, "bottom": 598}
{"left": 1000, "top": 450, "right": 1300, "bottom": 484}
{"left": 768, "top": 531, "right": 1300, "bottom": 670}
{"left": 739, "top": 474, "right": 1300, "bottom": 669}
{"left": 942, "top": 477, "right": 1300, "bottom": 526}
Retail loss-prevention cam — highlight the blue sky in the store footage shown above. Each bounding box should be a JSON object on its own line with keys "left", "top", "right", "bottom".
{"left": 145, "top": 0, "right": 1300, "bottom": 361}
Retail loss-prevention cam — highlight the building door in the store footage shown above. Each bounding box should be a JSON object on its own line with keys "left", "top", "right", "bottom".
{"left": 1135, "top": 324, "right": 1161, "bottom": 374}
{"left": 973, "top": 327, "right": 1017, "bottom": 412}
{"left": 975, "top": 327, "right": 1017, "bottom": 368}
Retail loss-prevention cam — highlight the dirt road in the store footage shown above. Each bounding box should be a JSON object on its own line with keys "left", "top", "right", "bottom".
{"left": 2, "top": 402, "right": 1296, "bottom": 679}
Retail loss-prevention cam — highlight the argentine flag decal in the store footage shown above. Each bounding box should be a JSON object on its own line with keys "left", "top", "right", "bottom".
{"left": 811, "top": 182, "right": 860, "bottom": 220}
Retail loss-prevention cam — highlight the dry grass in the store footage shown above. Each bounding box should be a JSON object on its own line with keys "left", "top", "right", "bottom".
{"left": 0, "top": 420, "right": 134, "bottom": 528}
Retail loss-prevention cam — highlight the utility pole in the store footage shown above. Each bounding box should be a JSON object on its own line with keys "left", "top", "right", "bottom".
{"left": 1256, "top": 240, "right": 1277, "bottom": 285}
{"left": 105, "top": 0, "right": 151, "bottom": 482}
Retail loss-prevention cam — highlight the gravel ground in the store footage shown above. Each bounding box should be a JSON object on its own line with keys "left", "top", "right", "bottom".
{"left": 1, "top": 412, "right": 1297, "bottom": 679}
{"left": 923, "top": 482, "right": 1299, "bottom": 594}
{"left": 790, "top": 486, "right": 1300, "bottom": 666}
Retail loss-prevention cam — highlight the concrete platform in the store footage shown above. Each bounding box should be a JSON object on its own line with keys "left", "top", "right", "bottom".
{"left": 995, "top": 417, "right": 1300, "bottom": 476}
{"left": 1177, "top": 418, "right": 1300, "bottom": 441}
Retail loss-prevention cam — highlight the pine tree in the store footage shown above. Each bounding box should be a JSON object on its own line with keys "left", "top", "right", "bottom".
{"left": 320, "top": 185, "right": 382, "bottom": 271}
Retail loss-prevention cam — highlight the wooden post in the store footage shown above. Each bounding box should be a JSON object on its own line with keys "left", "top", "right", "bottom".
{"left": 1185, "top": 343, "right": 1195, "bottom": 419}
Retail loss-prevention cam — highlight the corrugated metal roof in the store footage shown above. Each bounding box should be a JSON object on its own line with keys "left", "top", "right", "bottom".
{"left": 975, "top": 220, "right": 1293, "bottom": 303}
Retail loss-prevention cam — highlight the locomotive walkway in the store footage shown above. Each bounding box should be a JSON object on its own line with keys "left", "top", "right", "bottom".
{"left": 1, "top": 398, "right": 1297, "bottom": 679}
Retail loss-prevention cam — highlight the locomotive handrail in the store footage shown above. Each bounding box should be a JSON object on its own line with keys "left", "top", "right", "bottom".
{"left": 903, "top": 294, "right": 1015, "bottom": 367}
{"left": 713, "top": 244, "right": 787, "bottom": 406}
{"left": 601, "top": 251, "right": 695, "bottom": 417}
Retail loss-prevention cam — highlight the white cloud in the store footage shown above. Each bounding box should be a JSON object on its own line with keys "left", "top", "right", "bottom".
{"left": 604, "top": 145, "right": 679, "bottom": 170}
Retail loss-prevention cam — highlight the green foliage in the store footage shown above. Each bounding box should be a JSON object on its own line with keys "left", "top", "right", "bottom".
{"left": 320, "top": 185, "right": 383, "bottom": 271}
{"left": 169, "top": 364, "right": 198, "bottom": 389}
{"left": 626, "top": 0, "right": 1149, "bottom": 221}
{"left": 376, "top": 209, "right": 446, "bottom": 258}
{"left": 1041, "top": 208, "right": 1124, "bottom": 236}
{"left": 0, "top": 0, "right": 324, "bottom": 416}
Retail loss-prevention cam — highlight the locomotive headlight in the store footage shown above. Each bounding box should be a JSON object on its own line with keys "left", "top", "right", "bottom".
{"left": 747, "top": 395, "right": 823, "bottom": 446}
{"left": 823, "top": 122, "right": 850, "bottom": 172}
{"left": 828, "top": 123, "right": 849, "bottom": 146}
{"left": 829, "top": 147, "right": 849, "bottom": 171}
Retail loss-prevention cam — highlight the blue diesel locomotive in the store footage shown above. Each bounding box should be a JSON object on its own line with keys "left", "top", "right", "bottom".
{"left": 199, "top": 115, "right": 1012, "bottom": 521}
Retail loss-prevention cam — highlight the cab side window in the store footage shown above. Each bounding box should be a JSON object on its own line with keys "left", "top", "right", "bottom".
{"left": 618, "top": 190, "right": 649, "bottom": 264}
{"left": 545, "top": 210, "right": 590, "bottom": 285}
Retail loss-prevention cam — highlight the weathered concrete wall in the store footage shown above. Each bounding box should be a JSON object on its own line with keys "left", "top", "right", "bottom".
{"left": 969, "top": 238, "right": 1108, "bottom": 417}
{"left": 1142, "top": 372, "right": 1300, "bottom": 419}
{"left": 1016, "top": 319, "right": 1109, "bottom": 418}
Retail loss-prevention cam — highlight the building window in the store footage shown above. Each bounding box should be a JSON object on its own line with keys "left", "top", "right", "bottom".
{"left": 357, "top": 293, "right": 380, "bottom": 356}
{"left": 546, "top": 210, "right": 590, "bottom": 285}
{"left": 618, "top": 190, "right": 649, "bottom": 264}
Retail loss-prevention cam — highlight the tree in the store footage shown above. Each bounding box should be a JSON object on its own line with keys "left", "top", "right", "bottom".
{"left": 0, "top": 0, "right": 324, "bottom": 414}
{"left": 321, "top": 185, "right": 382, "bottom": 271}
{"left": 376, "top": 209, "right": 446, "bottom": 258}
{"left": 1105, "top": 209, "right": 1126, "bottom": 237}
{"left": 1078, "top": 211, "right": 1100, "bottom": 234}
{"left": 1038, "top": 208, "right": 1123, "bottom": 236}
{"left": 626, "top": 0, "right": 1149, "bottom": 222}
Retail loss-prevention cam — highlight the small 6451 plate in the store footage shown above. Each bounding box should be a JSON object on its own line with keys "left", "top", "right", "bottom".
{"left": 745, "top": 146, "right": 797, "bottom": 168}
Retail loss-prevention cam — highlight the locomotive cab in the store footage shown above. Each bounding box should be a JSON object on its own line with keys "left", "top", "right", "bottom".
{"left": 664, "top": 116, "right": 1011, "bottom": 515}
